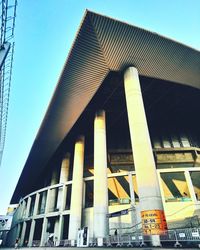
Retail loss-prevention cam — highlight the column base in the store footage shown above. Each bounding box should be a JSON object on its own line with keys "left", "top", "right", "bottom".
{"left": 97, "top": 237, "right": 104, "bottom": 246}
{"left": 151, "top": 235, "right": 161, "bottom": 247}
{"left": 70, "top": 239, "right": 76, "bottom": 246}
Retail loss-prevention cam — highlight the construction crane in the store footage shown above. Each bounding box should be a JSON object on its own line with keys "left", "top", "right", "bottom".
{"left": 0, "top": 0, "right": 17, "bottom": 165}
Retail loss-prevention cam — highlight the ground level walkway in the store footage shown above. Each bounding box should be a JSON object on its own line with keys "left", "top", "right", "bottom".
{"left": 1, "top": 247, "right": 200, "bottom": 250}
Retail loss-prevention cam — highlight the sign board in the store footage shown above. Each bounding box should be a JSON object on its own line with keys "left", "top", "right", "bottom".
{"left": 179, "top": 233, "right": 186, "bottom": 238}
{"left": 141, "top": 210, "right": 167, "bottom": 235}
{"left": 192, "top": 232, "right": 200, "bottom": 237}
{"left": 6, "top": 204, "right": 18, "bottom": 215}
{"left": 0, "top": 215, "right": 13, "bottom": 231}
{"left": 77, "top": 227, "right": 89, "bottom": 247}
{"left": 107, "top": 209, "right": 128, "bottom": 218}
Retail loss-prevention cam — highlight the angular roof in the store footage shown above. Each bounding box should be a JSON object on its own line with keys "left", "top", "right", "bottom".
{"left": 11, "top": 10, "right": 200, "bottom": 202}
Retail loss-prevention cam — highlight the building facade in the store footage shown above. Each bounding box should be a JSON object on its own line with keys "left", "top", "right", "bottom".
{"left": 6, "top": 11, "right": 200, "bottom": 247}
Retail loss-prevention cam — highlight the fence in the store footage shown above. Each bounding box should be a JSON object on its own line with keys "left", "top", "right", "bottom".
{"left": 34, "top": 227, "right": 200, "bottom": 248}
{"left": 104, "top": 228, "right": 200, "bottom": 247}
{"left": 31, "top": 240, "right": 40, "bottom": 247}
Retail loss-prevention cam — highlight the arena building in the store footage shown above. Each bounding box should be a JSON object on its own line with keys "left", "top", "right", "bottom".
{"left": 6, "top": 10, "right": 200, "bottom": 247}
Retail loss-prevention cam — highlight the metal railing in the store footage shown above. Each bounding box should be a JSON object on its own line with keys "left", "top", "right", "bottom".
{"left": 35, "top": 227, "right": 200, "bottom": 248}
{"left": 31, "top": 240, "right": 40, "bottom": 247}
{"left": 103, "top": 228, "right": 200, "bottom": 247}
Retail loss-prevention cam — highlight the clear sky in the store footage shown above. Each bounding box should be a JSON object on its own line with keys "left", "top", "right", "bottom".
{"left": 0, "top": 0, "right": 199, "bottom": 214}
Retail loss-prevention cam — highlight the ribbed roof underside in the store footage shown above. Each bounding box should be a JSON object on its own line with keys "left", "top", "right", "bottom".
{"left": 11, "top": 10, "right": 200, "bottom": 202}
{"left": 90, "top": 13, "right": 199, "bottom": 86}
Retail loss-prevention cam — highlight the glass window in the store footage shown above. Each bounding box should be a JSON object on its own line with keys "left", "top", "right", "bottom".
{"left": 29, "top": 195, "right": 35, "bottom": 217}
{"left": 171, "top": 135, "right": 181, "bottom": 148}
{"left": 65, "top": 184, "right": 72, "bottom": 210}
{"left": 33, "top": 219, "right": 43, "bottom": 241}
{"left": 181, "top": 134, "right": 190, "bottom": 147}
{"left": 190, "top": 171, "right": 200, "bottom": 201}
{"left": 23, "top": 199, "right": 27, "bottom": 218}
{"left": 108, "top": 175, "right": 138, "bottom": 206}
{"left": 85, "top": 180, "right": 93, "bottom": 208}
{"left": 153, "top": 137, "right": 162, "bottom": 149}
{"left": 160, "top": 172, "right": 191, "bottom": 202}
{"left": 38, "top": 191, "right": 47, "bottom": 214}
{"left": 48, "top": 188, "right": 59, "bottom": 213}
{"left": 108, "top": 153, "right": 134, "bottom": 173}
{"left": 162, "top": 136, "right": 171, "bottom": 148}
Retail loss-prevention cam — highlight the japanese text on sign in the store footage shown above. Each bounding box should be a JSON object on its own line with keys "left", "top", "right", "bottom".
{"left": 141, "top": 210, "right": 167, "bottom": 235}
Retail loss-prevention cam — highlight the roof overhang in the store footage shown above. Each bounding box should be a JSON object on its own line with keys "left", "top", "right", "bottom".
{"left": 11, "top": 10, "right": 200, "bottom": 203}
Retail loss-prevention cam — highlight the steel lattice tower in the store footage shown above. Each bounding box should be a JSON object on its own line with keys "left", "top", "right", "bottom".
{"left": 0, "top": 0, "right": 17, "bottom": 165}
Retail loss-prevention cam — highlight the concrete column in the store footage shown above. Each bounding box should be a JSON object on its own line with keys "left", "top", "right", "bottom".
{"left": 128, "top": 172, "right": 136, "bottom": 205}
{"left": 60, "top": 153, "right": 70, "bottom": 183}
{"left": 40, "top": 191, "right": 47, "bottom": 214}
{"left": 51, "top": 169, "right": 58, "bottom": 185}
{"left": 15, "top": 204, "right": 21, "bottom": 221}
{"left": 55, "top": 185, "right": 67, "bottom": 243}
{"left": 20, "top": 221, "right": 26, "bottom": 246}
{"left": 40, "top": 217, "right": 48, "bottom": 246}
{"left": 21, "top": 200, "right": 26, "bottom": 219}
{"left": 68, "top": 136, "right": 85, "bottom": 244}
{"left": 19, "top": 202, "right": 23, "bottom": 219}
{"left": 28, "top": 220, "right": 35, "bottom": 246}
{"left": 57, "top": 215, "right": 64, "bottom": 242}
{"left": 16, "top": 223, "right": 21, "bottom": 240}
{"left": 57, "top": 154, "right": 70, "bottom": 210}
{"left": 124, "top": 67, "right": 164, "bottom": 246}
{"left": 25, "top": 197, "right": 32, "bottom": 218}
{"left": 45, "top": 189, "right": 51, "bottom": 214}
{"left": 54, "top": 218, "right": 60, "bottom": 243}
{"left": 128, "top": 172, "right": 137, "bottom": 228}
{"left": 61, "top": 184, "right": 67, "bottom": 211}
{"left": 93, "top": 110, "right": 108, "bottom": 246}
{"left": 48, "top": 170, "right": 58, "bottom": 212}
{"left": 33, "top": 193, "right": 40, "bottom": 216}
{"left": 184, "top": 170, "right": 196, "bottom": 202}
{"left": 82, "top": 181, "right": 86, "bottom": 209}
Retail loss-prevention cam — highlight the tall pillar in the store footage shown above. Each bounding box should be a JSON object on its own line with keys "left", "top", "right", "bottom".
{"left": 57, "top": 153, "right": 70, "bottom": 210}
{"left": 25, "top": 197, "right": 32, "bottom": 218}
{"left": 93, "top": 110, "right": 108, "bottom": 246}
{"left": 40, "top": 217, "right": 48, "bottom": 246}
{"left": 124, "top": 67, "right": 165, "bottom": 246}
{"left": 20, "top": 221, "right": 26, "bottom": 246}
{"left": 48, "top": 170, "right": 58, "bottom": 212}
{"left": 82, "top": 181, "right": 86, "bottom": 209}
{"left": 56, "top": 185, "right": 68, "bottom": 243}
{"left": 128, "top": 173, "right": 136, "bottom": 205}
{"left": 40, "top": 191, "right": 47, "bottom": 214}
{"left": 16, "top": 204, "right": 21, "bottom": 222}
{"left": 33, "top": 193, "right": 40, "bottom": 216}
{"left": 51, "top": 169, "right": 58, "bottom": 185}
{"left": 54, "top": 218, "right": 60, "bottom": 243}
{"left": 28, "top": 220, "right": 35, "bottom": 247}
{"left": 45, "top": 189, "right": 51, "bottom": 214}
{"left": 68, "top": 136, "right": 85, "bottom": 244}
{"left": 21, "top": 200, "right": 26, "bottom": 219}
{"left": 57, "top": 215, "right": 64, "bottom": 242}
{"left": 16, "top": 223, "right": 22, "bottom": 240}
{"left": 60, "top": 153, "right": 70, "bottom": 183}
{"left": 27, "top": 193, "right": 40, "bottom": 246}
{"left": 61, "top": 184, "right": 67, "bottom": 211}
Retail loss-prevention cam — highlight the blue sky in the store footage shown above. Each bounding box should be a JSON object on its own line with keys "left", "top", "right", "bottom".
{"left": 0, "top": 0, "right": 199, "bottom": 214}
